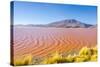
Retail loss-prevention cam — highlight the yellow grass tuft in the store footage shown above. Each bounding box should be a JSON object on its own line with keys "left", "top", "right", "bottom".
{"left": 14, "top": 54, "right": 33, "bottom": 66}
{"left": 79, "top": 47, "right": 91, "bottom": 56}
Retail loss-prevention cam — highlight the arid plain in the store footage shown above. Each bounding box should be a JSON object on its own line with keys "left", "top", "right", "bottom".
{"left": 13, "top": 27, "right": 97, "bottom": 61}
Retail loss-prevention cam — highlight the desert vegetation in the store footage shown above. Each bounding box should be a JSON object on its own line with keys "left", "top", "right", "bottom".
{"left": 13, "top": 46, "right": 97, "bottom": 66}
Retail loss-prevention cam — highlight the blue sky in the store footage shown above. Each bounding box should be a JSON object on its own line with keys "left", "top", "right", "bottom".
{"left": 12, "top": 1, "right": 97, "bottom": 25}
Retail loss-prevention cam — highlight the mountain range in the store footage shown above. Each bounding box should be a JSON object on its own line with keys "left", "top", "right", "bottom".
{"left": 15, "top": 19, "right": 96, "bottom": 28}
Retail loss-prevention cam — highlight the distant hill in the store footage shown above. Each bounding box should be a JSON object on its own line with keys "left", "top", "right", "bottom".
{"left": 46, "top": 19, "right": 94, "bottom": 28}
{"left": 14, "top": 19, "right": 96, "bottom": 28}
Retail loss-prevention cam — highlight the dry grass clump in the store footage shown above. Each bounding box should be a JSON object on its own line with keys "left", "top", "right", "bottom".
{"left": 13, "top": 54, "right": 33, "bottom": 66}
